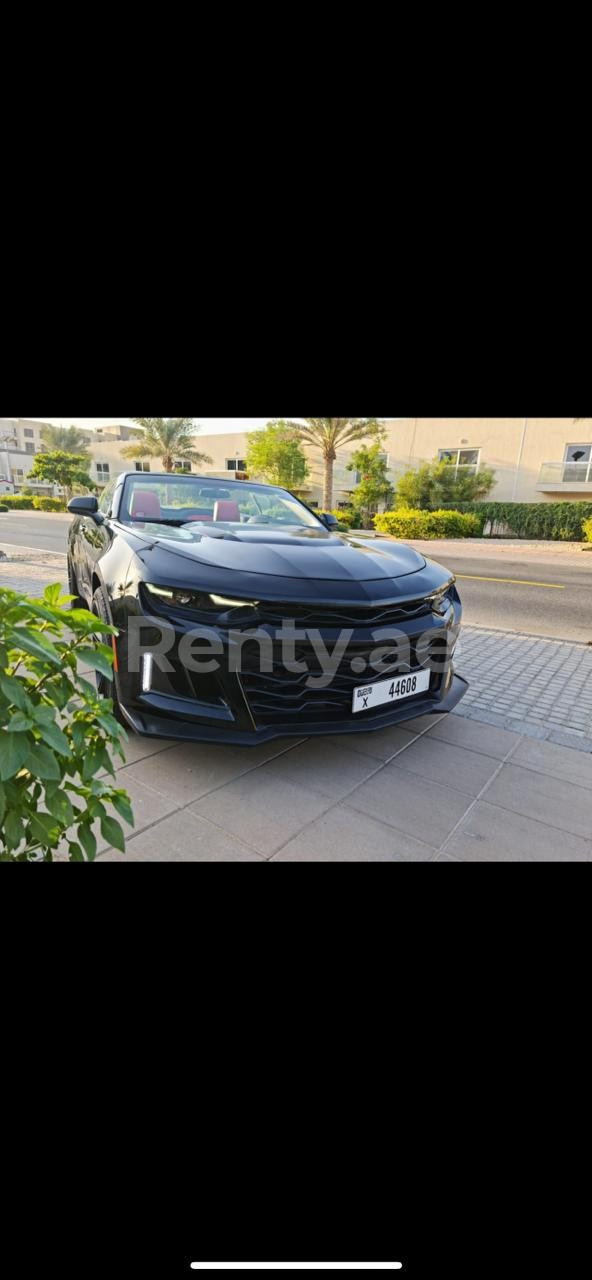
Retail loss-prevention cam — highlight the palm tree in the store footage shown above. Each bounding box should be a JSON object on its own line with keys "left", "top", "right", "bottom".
{"left": 40, "top": 424, "right": 90, "bottom": 456}
{"left": 121, "top": 418, "right": 212, "bottom": 474}
{"left": 283, "top": 418, "right": 383, "bottom": 509}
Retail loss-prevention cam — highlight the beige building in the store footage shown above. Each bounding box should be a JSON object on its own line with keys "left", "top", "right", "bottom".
{"left": 188, "top": 418, "right": 592, "bottom": 507}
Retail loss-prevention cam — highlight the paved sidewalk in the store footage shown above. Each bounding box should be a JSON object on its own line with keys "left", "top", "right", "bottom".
{"left": 93, "top": 711, "right": 592, "bottom": 861}
{"left": 454, "top": 626, "right": 592, "bottom": 752}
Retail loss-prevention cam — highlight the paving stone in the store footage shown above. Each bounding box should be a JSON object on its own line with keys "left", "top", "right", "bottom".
{"left": 98, "top": 810, "right": 265, "bottom": 862}
{"left": 347, "top": 763, "right": 470, "bottom": 846}
{"left": 444, "top": 800, "right": 591, "bottom": 862}
{"left": 388, "top": 736, "right": 500, "bottom": 797}
{"left": 484, "top": 764, "right": 592, "bottom": 841}
{"left": 511, "top": 736, "right": 592, "bottom": 788}
{"left": 426, "top": 715, "right": 517, "bottom": 760}
{"left": 323, "top": 724, "right": 420, "bottom": 762}
{"left": 257, "top": 739, "right": 382, "bottom": 800}
{"left": 271, "top": 804, "right": 435, "bottom": 862}
{"left": 188, "top": 774, "right": 334, "bottom": 857}
{"left": 119, "top": 738, "right": 301, "bottom": 805}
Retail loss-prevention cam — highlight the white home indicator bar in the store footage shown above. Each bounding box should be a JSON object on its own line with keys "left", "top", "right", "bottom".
{"left": 190, "top": 1266, "right": 403, "bottom": 1272}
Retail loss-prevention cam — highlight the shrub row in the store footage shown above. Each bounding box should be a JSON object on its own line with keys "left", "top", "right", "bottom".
{"left": 374, "top": 509, "right": 482, "bottom": 539}
{"left": 583, "top": 517, "right": 592, "bottom": 543}
{"left": 448, "top": 501, "right": 592, "bottom": 541}
{"left": 329, "top": 508, "right": 357, "bottom": 529}
{"left": 0, "top": 495, "right": 67, "bottom": 512}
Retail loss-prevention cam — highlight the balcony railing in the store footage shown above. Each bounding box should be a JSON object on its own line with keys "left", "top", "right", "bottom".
{"left": 538, "top": 459, "right": 592, "bottom": 487}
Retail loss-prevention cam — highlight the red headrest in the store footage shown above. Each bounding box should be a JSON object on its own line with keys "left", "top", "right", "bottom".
{"left": 214, "top": 500, "right": 240, "bottom": 522}
{"left": 130, "top": 490, "right": 162, "bottom": 520}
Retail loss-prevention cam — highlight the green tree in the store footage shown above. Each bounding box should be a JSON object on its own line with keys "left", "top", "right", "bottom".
{"left": 395, "top": 459, "right": 496, "bottom": 510}
{"left": 40, "top": 424, "right": 90, "bottom": 456}
{"left": 246, "top": 422, "right": 309, "bottom": 489}
{"left": 346, "top": 443, "right": 393, "bottom": 528}
{"left": 29, "top": 451, "right": 95, "bottom": 502}
{"left": 282, "top": 418, "right": 383, "bottom": 510}
{"left": 121, "top": 418, "right": 212, "bottom": 473}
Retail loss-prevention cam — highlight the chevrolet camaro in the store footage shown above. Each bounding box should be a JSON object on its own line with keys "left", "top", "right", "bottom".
{"left": 67, "top": 471, "right": 467, "bottom": 744}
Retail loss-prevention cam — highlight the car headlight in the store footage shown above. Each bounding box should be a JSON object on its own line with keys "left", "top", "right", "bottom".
{"left": 144, "top": 584, "right": 259, "bottom": 619}
{"left": 428, "top": 580, "right": 456, "bottom": 616}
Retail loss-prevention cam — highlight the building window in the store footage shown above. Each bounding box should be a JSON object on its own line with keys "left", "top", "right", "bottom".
{"left": 134, "top": 462, "right": 151, "bottom": 473}
{"left": 563, "top": 444, "right": 592, "bottom": 481}
{"left": 438, "top": 447, "right": 480, "bottom": 477}
{"left": 226, "top": 458, "right": 247, "bottom": 472}
{"left": 174, "top": 461, "right": 192, "bottom": 473}
{"left": 96, "top": 462, "right": 110, "bottom": 479}
{"left": 24, "top": 428, "right": 35, "bottom": 438}
{"left": 25, "top": 442, "right": 35, "bottom": 454}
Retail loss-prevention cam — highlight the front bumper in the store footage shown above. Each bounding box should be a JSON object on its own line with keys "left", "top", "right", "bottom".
{"left": 119, "top": 671, "right": 469, "bottom": 745}
{"left": 115, "top": 590, "right": 467, "bottom": 745}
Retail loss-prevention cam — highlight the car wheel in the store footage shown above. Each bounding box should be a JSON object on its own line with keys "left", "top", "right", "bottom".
{"left": 67, "top": 558, "right": 86, "bottom": 610}
{"left": 91, "top": 586, "right": 126, "bottom": 724}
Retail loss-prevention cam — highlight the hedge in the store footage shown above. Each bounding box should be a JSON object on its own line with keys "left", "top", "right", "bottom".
{"left": 583, "top": 517, "right": 592, "bottom": 543}
{"left": 374, "top": 509, "right": 482, "bottom": 539}
{"left": 0, "top": 495, "right": 67, "bottom": 512}
{"left": 33, "top": 497, "right": 67, "bottom": 512}
{"left": 447, "top": 501, "right": 592, "bottom": 541}
{"left": 0, "top": 504, "right": 7, "bottom": 513}
{"left": 329, "top": 508, "right": 356, "bottom": 530}
{"left": 0, "top": 495, "right": 35, "bottom": 509}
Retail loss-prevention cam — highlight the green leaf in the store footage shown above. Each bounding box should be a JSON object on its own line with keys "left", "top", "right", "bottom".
{"left": 100, "top": 814, "right": 126, "bottom": 853}
{"left": 0, "top": 674, "right": 31, "bottom": 712}
{"left": 26, "top": 742, "right": 61, "bottom": 781}
{"left": 77, "top": 648, "right": 114, "bottom": 680}
{"left": 71, "top": 721, "right": 86, "bottom": 752}
{"left": 0, "top": 732, "right": 30, "bottom": 781}
{"left": 0, "top": 782, "right": 6, "bottom": 827}
{"left": 37, "top": 721, "right": 71, "bottom": 756}
{"left": 111, "top": 792, "right": 135, "bottom": 827}
{"left": 29, "top": 811, "right": 60, "bottom": 847}
{"left": 3, "top": 809, "right": 25, "bottom": 852}
{"left": 82, "top": 742, "right": 106, "bottom": 782}
{"left": 78, "top": 824, "right": 97, "bottom": 861}
{"left": 44, "top": 787, "right": 74, "bottom": 827}
{"left": 6, "top": 712, "right": 34, "bottom": 732}
{"left": 43, "top": 584, "right": 63, "bottom": 606}
{"left": 9, "top": 627, "right": 62, "bottom": 666}
{"left": 68, "top": 842, "right": 85, "bottom": 862}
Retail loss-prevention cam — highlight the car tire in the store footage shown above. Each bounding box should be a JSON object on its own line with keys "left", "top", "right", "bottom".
{"left": 91, "top": 586, "right": 126, "bottom": 725}
{"left": 67, "top": 558, "right": 86, "bottom": 610}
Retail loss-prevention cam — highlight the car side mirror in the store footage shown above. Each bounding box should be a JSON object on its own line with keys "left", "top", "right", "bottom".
{"left": 68, "top": 495, "right": 104, "bottom": 524}
{"left": 320, "top": 512, "right": 339, "bottom": 529}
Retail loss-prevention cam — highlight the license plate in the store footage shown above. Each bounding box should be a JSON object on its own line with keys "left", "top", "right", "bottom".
{"left": 352, "top": 669, "right": 430, "bottom": 713}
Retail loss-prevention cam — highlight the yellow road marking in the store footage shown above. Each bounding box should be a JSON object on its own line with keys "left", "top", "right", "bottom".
{"left": 456, "top": 574, "right": 565, "bottom": 589}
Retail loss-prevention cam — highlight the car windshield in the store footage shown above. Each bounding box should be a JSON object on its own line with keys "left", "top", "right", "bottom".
{"left": 120, "top": 476, "right": 322, "bottom": 530}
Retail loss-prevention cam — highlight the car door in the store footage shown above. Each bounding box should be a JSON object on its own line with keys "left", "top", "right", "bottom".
{"left": 75, "top": 477, "right": 117, "bottom": 602}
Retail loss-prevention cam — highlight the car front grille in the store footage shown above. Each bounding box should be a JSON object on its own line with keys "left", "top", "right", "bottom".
{"left": 240, "top": 635, "right": 447, "bottom": 726}
{"left": 254, "top": 598, "right": 432, "bottom": 629}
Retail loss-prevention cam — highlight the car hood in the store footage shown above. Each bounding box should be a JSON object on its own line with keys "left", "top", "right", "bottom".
{"left": 140, "top": 526, "right": 427, "bottom": 583}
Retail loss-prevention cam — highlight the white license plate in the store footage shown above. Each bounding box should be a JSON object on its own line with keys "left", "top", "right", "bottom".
{"left": 352, "top": 668, "right": 431, "bottom": 713}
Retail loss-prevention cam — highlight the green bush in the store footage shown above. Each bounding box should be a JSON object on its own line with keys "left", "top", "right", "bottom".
{"left": 0, "top": 584, "right": 133, "bottom": 862}
{"left": 374, "top": 508, "right": 482, "bottom": 539}
{"left": 0, "top": 495, "right": 35, "bottom": 510}
{"left": 0, "top": 504, "right": 7, "bottom": 514}
{"left": 583, "top": 517, "right": 592, "bottom": 543}
{"left": 329, "top": 508, "right": 356, "bottom": 530}
{"left": 33, "top": 497, "right": 67, "bottom": 512}
{"left": 450, "top": 501, "right": 592, "bottom": 541}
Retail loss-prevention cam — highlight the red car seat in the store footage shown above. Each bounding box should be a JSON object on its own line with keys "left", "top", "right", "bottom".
{"left": 130, "top": 490, "right": 162, "bottom": 520}
{"left": 213, "top": 500, "right": 241, "bottom": 522}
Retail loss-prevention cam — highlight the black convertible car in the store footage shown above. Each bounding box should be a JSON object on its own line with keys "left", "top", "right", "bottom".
{"left": 67, "top": 472, "right": 467, "bottom": 744}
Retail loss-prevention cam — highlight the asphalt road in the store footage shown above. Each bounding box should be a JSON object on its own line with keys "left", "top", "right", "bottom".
{"left": 2, "top": 513, "right": 591, "bottom": 644}
{"left": 412, "top": 541, "right": 592, "bottom": 644}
